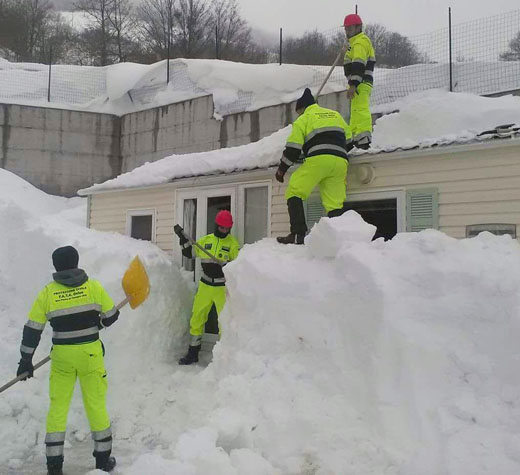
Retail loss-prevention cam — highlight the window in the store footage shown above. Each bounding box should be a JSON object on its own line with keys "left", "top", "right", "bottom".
{"left": 243, "top": 186, "right": 269, "bottom": 244}
{"left": 126, "top": 209, "right": 155, "bottom": 242}
{"left": 466, "top": 224, "right": 516, "bottom": 238}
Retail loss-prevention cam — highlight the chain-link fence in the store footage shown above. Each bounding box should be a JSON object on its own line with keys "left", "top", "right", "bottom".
{"left": 0, "top": 9, "right": 519, "bottom": 113}
{"left": 307, "top": 9, "right": 520, "bottom": 108}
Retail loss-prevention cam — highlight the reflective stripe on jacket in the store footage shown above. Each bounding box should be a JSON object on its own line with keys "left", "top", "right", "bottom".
{"left": 182, "top": 233, "right": 240, "bottom": 287}
{"left": 20, "top": 276, "right": 118, "bottom": 358}
{"left": 280, "top": 103, "right": 353, "bottom": 172}
{"left": 344, "top": 32, "right": 376, "bottom": 87}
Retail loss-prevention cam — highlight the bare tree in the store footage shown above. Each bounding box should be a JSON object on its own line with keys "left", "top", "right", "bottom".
{"left": 137, "top": 0, "right": 175, "bottom": 61}
{"left": 173, "top": 0, "right": 211, "bottom": 58}
{"left": 210, "top": 0, "right": 249, "bottom": 60}
{"left": 284, "top": 30, "right": 331, "bottom": 65}
{"left": 74, "top": 0, "right": 114, "bottom": 65}
{"left": 500, "top": 31, "right": 520, "bottom": 61}
{"left": 107, "top": 0, "right": 137, "bottom": 62}
{"left": 0, "top": 0, "right": 73, "bottom": 62}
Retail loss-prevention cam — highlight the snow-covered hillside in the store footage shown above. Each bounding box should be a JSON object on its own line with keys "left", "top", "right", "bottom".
{"left": 2, "top": 168, "right": 520, "bottom": 474}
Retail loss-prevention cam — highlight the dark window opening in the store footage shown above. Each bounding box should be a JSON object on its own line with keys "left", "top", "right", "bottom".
{"left": 343, "top": 199, "right": 397, "bottom": 240}
{"left": 130, "top": 214, "right": 153, "bottom": 241}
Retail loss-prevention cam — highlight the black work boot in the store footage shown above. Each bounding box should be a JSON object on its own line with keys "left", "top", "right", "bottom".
{"left": 179, "top": 344, "right": 201, "bottom": 365}
{"left": 327, "top": 208, "right": 345, "bottom": 218}
{"left": 277, "top": 233, "right": 305, "bottom": 244}
{"left": 47, "top": 456, "right": 63, "bottom": 475}
{"left": 277, "top": 197, "right": 307, "bottom": 245}
{"left": 95, "top": 452, "right": 117, "bottom": 472}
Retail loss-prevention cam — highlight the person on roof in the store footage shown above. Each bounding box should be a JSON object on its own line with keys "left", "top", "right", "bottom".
{"left": 175, "top": 210, "right": 239, "bottom": 365}
{"left": 343, "top": 13, "right": 376, "bottom": 149}
{"left": 275, "top": 88, "right": 352, "bottom": 244}
{"left": 16, "top": 246, "right": 119, "bottom": 475}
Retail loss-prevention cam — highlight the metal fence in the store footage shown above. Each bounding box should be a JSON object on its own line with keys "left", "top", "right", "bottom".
{"left": 306, "top": 8, "right": 520, "bottom": 108}
{"left": 0, "top": 9, "right": 519, "bottom": 113}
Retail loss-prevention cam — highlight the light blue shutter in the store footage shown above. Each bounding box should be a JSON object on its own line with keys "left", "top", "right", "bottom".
{"left": 406, "top": 189, "right": 439, "bottom": 232}
{"left": 305, "top": 194, "right": 325, "bottom": 230}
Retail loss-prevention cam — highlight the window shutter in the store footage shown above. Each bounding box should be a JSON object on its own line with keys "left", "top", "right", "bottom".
{"left": 305, "top": 194, "right": 325, "bottom": 229}
{"left": 406, "top": 189, "right": 438, "bottom": 232}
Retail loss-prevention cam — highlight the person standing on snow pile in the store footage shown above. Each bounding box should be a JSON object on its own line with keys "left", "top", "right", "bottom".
{"left": 16, "top": 246, "right": 119, "bottom": 475}
{"left": 176, "top": 210, "right": 239, "bottom": 365}
{"left": 275, "top": 88, "right": 353, "bottom": 245}
{"left": 343, "top": 13, "right": 376, "bottom": 150}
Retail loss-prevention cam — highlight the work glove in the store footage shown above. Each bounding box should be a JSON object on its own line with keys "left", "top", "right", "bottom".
{"left": 275, "top": 168, "right": 285, "bottom": 183}
{"left": 17, "top": 358, "right": 34, "bottom": 380}
{"left": 174, "top": 224, "right": 189, "bottom": 246}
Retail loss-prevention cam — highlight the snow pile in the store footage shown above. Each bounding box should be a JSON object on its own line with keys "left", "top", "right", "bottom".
{"left": 80, "top": 90, "right": 520, "bottom": 194}
{"left": 0, "top": 58, "right": 345, "bottom": 117}
{"left": 118, "top": 211, "right": 520, "bottom": 474}
{"left": 371, "top": 89, "right": 520, "bottom": 151}
{"left": 0, "top": 168, "right": 193, "bottom": 472}
{"left": 3, "top": 169, "right": 520, "bottom": 474}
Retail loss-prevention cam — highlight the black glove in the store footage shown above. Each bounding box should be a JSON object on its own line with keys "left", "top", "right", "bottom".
{"left": 275, "top": 168, "right": 285, "bottom": 183}
{"left": 174, "top": 224, "right": 184, "bottom": 238}
{"left": 17, "top": 358, "right": 34, "bottom": 380}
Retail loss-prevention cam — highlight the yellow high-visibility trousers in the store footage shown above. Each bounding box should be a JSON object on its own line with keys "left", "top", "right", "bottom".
{"left": 349, "top": 82, "right": 373, "bottom": 145}
{"left": 285, "top": 154, "right": 348, "bottom": 213}
{"left": 46, "top": 340, "right": 110, "bottom": 435}
{"left": 190, "top": 281, "right": 226, "bottom": 337}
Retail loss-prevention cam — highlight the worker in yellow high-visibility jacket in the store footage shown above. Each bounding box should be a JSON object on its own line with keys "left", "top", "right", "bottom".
{"left": 343, "top": 13, "right": 376, "bottom": 149}
{"left": 16, "top": 246, "right": 119, "bottom": 475}
{"left": 275, "top": 88, "right": 353, "bottom": 244}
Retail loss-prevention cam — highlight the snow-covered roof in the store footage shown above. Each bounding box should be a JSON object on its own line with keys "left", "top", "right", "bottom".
{"left": 79, "top": 90, "right": 520, "bottom": 195}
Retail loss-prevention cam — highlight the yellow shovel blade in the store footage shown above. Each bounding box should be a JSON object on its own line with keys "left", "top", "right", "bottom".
{"left": 122, "top": 256, "right": 150, "bottom": 309}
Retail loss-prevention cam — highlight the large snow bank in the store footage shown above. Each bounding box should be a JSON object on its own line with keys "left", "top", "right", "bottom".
{"left": 120, "top": 212, "right": 520, "bottom": 474}
{"left": 0, "top": 168, "right": 193, "bottom": 472}
{"left": 80, "top": 90, "right": 520, "bottom": 194}
{"left": 3, "top": 169, "right": 520, "bottom": 474}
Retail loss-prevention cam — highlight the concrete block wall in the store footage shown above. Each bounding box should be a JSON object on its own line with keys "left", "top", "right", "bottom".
{"left": 0, "top": 104, "right": 121, "bottom": 197}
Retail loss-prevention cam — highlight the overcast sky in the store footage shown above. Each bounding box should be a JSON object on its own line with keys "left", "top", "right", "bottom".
{"left": 238, "top": 0, "right": 520, "bottom": 38}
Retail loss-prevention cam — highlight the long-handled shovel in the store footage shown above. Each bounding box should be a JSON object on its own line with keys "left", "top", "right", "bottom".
{"left": 315, "top": 38, "right": 348, "bottom": 100}
{"left": 174, "top": 225, "right": 225, "bottom": 265}
{"left": 0, "top": 256, "right": 150, "bottom": 394}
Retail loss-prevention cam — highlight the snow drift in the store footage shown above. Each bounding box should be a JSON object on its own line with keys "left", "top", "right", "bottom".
{"left": 2, "top": 168, "right": 520, "bottom": 474}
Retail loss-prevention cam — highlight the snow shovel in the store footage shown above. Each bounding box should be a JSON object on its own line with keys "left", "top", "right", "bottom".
{"left": 315, "top": 38, "right": 348, "bottom": 99}
{"left": 174, "top": 224, "right": 225, "bottom": 265}
{"left": 0, "top": 256, "right": 150, "bottom": 394}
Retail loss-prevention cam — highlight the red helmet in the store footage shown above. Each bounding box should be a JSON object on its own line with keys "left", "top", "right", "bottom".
{"left": 215, "top": 210, "right": 233, "bottom": 228}
{"left": 344, "top": 14, "right": 362, "bottom": 27}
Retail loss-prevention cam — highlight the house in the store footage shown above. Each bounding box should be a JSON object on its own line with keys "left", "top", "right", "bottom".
{"left": 78, "top": 91, "right": 520, "bottom": 275}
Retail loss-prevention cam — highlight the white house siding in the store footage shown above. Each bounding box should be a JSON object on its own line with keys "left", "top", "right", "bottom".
{"left": 349, "top": 141, "right": 520, "bottom": 239}
{"left": 89, "top": 185, "right": 175, "bottom": 251}
{"left": 271, "top": 182, "right": 290, "bottom": 238}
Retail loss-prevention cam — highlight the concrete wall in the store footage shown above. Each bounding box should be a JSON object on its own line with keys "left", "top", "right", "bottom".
{"left": 0, "top": 104, "right": 121, "bottom": 197}
{"left": 0, "top": 91, "right": 349, "bottom": 197}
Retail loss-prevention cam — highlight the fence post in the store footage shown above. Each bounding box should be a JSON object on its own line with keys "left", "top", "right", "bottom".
{"left": 216, "top": 25, "right": 219, "bottom": 59}
{"left": 448, "top": 7, "right": 453, "bottom": 92}
{"left": 167, "top": 5, "right": 171, "bottom": 84}
{"left": 279, "top": 28, "right": 283, "bottom": 65}
{"left": 47, "top": 46, "right": 52, "bottom": 103}
{"left": 355, "top": 4, "right": 358, "bottom": 14}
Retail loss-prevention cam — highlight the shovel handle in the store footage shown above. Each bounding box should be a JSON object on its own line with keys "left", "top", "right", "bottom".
{"left": 0, "top": 296, "right": 132, "bottom": 395}
{"left": 315, "top": 41, "right": 347, "bottom": 99}
{"left": 174, "top": 225, "right": 225, "bottom": 265}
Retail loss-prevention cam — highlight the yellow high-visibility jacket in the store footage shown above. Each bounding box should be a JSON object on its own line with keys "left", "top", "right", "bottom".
{"left": 280, "top": 103, "right": 352, "bottom": 172}
{"left": 344, "top": 32, "right": 376, "bottom": 87}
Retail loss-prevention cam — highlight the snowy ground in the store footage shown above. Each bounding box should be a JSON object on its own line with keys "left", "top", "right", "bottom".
{"left": 2, "top": 168, "right": 520, "bottom": 474}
